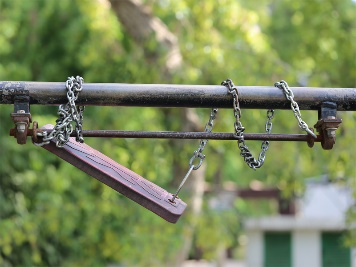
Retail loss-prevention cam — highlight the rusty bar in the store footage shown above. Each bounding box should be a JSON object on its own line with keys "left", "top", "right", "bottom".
{"left": 79, "top": 130, "right": 322, "bottom": 142}
{"left": 1, "top": 81, "right": 356, "bottom": 110}
{"left": 11, "top": 128, "right": 322, "bottom": 142}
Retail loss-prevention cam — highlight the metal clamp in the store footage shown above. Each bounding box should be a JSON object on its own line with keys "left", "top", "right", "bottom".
{"left": 10, "top": 95, "right": 32, "bottom": 144}
{"left": 314, "top": 102, "right": 342, "bottom": 150}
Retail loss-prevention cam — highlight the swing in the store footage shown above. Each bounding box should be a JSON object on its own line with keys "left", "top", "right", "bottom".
{"left": 4, "top": 76, "right": 350, "bottom": 222}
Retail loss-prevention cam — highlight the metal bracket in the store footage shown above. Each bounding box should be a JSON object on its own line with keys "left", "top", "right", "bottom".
{"left": 314, "top": 102, "right": 342, "bottom": 150}
{"left": 10, "top": 94, "right": 32, "bottom": 144}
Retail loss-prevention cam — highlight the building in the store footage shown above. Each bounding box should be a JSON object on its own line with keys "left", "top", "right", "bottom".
{"left": 244, "top": 179, "right": 355, "bottom": 267}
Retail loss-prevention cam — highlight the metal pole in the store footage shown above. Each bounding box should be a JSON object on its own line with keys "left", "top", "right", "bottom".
{"left": 78, "top": 130, "right": 318, "bottom": 142}
{"left": 10, "top": 128, "right": 321, "bottom": 142}
{"left": 1, "top": 81, "right": 356, "bottom": 110}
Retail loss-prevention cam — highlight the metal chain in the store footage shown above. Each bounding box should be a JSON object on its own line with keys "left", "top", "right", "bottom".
{"left": 35, "top": 76, "right": 85, "bottom": 147}
{"left": 222, "top": 79, "right": 274, "bottom": 170}
{"left": 274, "top": 80, "right": 317, "bottom": 138}
{"left": 170, "top": 108, "right": 218, "bottom": 203}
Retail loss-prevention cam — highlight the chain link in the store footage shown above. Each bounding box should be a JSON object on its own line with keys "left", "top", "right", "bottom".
{"left": 189, "top": 108, "right": 218, "bottom": 170}
{"left": 170, "top": 108, "right": 218, "bottom": 202}
{"left": 222, "top": 79, "right": 274, "bottom": 170}
{"left": 274, "top": 80, "right": 317, "bottom": 138}
{"left": 35, "top": 76, "right": 85, "bottom": 147}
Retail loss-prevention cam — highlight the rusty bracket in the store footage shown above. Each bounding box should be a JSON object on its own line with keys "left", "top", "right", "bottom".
{"left": 314, "top": 102, "right": 342, "bottom": 150}
{"left": 10, "top": 94, "right": 32, "bottom": 144}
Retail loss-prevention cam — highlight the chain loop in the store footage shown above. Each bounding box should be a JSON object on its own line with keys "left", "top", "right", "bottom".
{"left": 189, "top": 108, "right": 218, "bottom": 169}
{"left": 35, "top": 76, "right": 85, "bottom": 147}
{"left": 274, "top": 80, "right": 317, "bottom": 138}
{"left": 222, "top": 79, "right": 274, "bottom": 170}
{"left": 170, "top": 107, "right": 218, "bottom": 202}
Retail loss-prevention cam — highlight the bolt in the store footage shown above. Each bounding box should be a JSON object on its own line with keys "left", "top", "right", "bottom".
{"left": 16, "top": 122, "right": 26, "bottom": 133}
{"left": 326, "top": 128, "right": 337, "bottom": 138}
{"left": 17, "top": 110, "right": 25, "bottom": 113}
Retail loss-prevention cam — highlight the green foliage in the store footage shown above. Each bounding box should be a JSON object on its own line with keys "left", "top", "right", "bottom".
{"left": 1, "top": 0, "right": 356, "bottom": 265}
{"left": 266, "top": 0, "right": 356, "bottom": 87}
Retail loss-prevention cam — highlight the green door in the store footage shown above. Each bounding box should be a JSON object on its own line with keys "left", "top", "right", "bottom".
{"left": 322, "top": 232, "right": 350, "bottom": 267}
{"left": 264, "top": 232, "right": 291, "bottom": 267}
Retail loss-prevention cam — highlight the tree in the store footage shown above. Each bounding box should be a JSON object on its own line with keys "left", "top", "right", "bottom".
{"left": 0, "top": 0, "right": 355, "bottom": 266}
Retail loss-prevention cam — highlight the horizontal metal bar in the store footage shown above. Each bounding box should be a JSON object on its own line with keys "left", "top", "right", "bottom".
{"left": 11, "top": 128, "right": 321, "bottom": 142}
{"left": 79, "top": 130, "right": 321, "bottom": 142}
{"left": 1, "top": 81, "right": 356, "bottom": 110}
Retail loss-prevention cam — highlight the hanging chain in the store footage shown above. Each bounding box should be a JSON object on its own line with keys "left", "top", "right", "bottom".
{"left": 222, "top": 79, "right": 274, "bottom": 170}
{"left": 274, "top": 80, "right": 317, "bottom": 138}
{"left": 35, "top": 76, "right": 85, "bottom": 147}
{"left": 170, "top": 108, "right": 218, "bottom": 203}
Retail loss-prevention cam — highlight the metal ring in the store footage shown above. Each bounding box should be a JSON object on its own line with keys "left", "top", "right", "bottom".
{"left": 189, "top": 153, "right": 204, "bottom": 170}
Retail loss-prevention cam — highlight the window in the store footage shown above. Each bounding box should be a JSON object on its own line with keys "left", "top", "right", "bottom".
{"left": 264, "top": 232, "right": 291, "bottom": 267}
{"left": 322, "top": 232, "right": 350, "bottom": 267}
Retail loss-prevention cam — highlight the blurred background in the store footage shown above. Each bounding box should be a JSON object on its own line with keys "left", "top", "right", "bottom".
{"left": 0, "top": 0, "right": 355, "bottom": 266}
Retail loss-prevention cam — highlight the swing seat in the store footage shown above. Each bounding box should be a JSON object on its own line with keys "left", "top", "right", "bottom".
{"left": 40, "top": 125, "right": 187, "bottom": 223}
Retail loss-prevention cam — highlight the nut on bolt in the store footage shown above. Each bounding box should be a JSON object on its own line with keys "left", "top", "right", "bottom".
{"left": 10, "top": 112, "right": 32, "bottom": 144}
{"left": 16, "top": 122, "right": 27, "bottom": 133}
{"left": 314, "top": 117, "right": 342, "bottom": 150}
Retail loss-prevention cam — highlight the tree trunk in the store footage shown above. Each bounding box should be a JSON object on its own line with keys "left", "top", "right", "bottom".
{"left": 108, "top": 0, "right": 205, "bottom": 265}
{"left": 109, "top": 0, "right": 182, "bottom": 74}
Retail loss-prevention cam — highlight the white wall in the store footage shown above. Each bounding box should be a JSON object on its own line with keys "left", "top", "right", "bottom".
{"left": 293, "top": 230, "right": 320, "bottom": 267}
{"left": 246, "top": 230, "right": 263, "bottom": 267}
{"left": 352, "top": 248, "right": 356, "bottom": 267}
